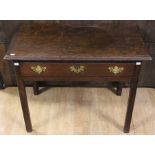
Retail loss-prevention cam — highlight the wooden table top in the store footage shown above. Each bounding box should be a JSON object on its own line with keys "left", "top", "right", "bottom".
{"left": 4, "top": 22, "right": 151, "bottom": 61}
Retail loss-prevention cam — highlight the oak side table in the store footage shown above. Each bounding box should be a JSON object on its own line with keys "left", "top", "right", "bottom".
{"left": 4, "top": 23, "right": 151, "bottom": 133}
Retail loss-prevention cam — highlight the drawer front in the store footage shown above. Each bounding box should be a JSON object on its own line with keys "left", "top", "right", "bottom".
{"left": 20, "top": 62, "right": 135, "bottom": 77}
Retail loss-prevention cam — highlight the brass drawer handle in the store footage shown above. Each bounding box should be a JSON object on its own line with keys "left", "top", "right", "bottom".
{"left": 31, "top": 65, "right": 47, "bottom": 74}
{"left": 70, "top": 65, "right": 85, "bottom": 74}
{"left": 108, "top": 66, "right": 124, "bottom": 75}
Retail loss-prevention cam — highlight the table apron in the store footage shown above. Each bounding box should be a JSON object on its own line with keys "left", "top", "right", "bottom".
{"left": 22, "top": 76, "right": 133, "bottom": 82}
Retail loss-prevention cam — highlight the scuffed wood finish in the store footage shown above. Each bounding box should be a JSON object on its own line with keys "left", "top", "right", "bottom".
{"left": 1, "top": 21, "right": 155, "bottom": 87}
{"left": 4, "top": 22, "right": 152, "bottom": 133}
{"left": 4, "top": 22, "right": 151, "bottom": 61}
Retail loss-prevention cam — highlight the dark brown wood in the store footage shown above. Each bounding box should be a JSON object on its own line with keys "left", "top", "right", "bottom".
{"left": 4, "top": 22, "right": 151, "bottom": 61}
{"left": 22, "top": 75, "right": 132, "bottom": 82}
{"left": 15, "top": 65, "right": 32, "bottom": 132}
{"left": 1, "top": 21, "right": 155, "bottom": 87}
{"left": 0, "top": 72, "right": 5, "bottom": 89}
{"left": 33, "top": 81, "right": 39, "bottom": 95}
{"left": 4, "top": 22, "right": 152, "bottom": 133}
{"left": 116, "top": 82, "right": 123, "bottom": 96}
{"left": 20, "top": 62, "right": 135, "bottom": 77}
{"left": 124, "top": 64, "right": 141, "bottom": 133}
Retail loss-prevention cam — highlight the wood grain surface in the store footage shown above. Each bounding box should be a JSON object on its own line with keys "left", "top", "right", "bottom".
{"left": 4, "top": 22, "right": 151, "bottom": 61}
{"left": 20, "top": 62, "right": 135, "bottom": 77}
{"left": 0, "top": 87, "right": 155, "bottom": 134}
{"left": 1, "top": 21, "right": 154, "bottom": 86}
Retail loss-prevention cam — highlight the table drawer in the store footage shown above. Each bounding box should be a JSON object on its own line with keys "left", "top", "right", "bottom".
{"left": 20, "top": 62, "right": 135, "bottom": 77}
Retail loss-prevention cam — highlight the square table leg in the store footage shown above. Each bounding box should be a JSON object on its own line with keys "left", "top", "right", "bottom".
{"left": 14, "top": 62, "right": 141, "bottom": 133}
{"left": 0, "top": 72, "right": 5, "bottom": 89}
{"left": 15, "top": 65, "right": 32, "bottom": 132}
{"left": 33, "top": 81, "right": 39, "bottom": 95}
{"left": 116, "top": 82, "right": 123, "bottom": 96}
{"left": 123, "top": 64, "right": 141, "bottom": 133}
